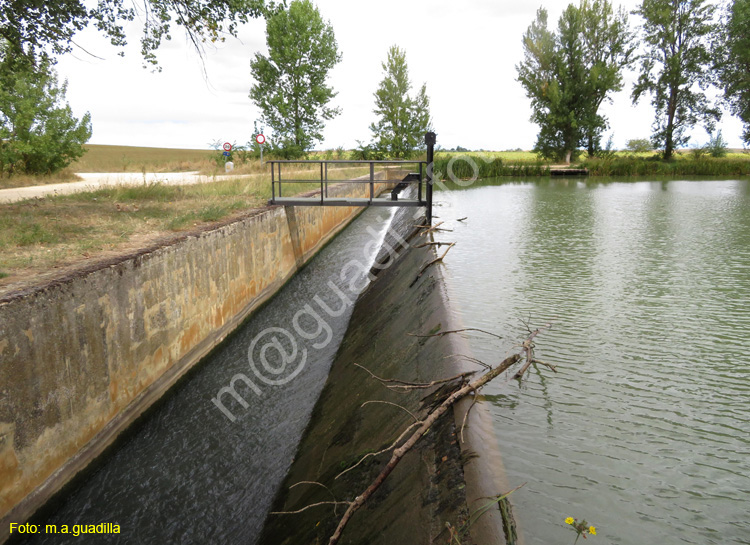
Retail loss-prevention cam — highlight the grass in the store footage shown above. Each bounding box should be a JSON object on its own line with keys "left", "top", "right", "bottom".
{"left": 580, "top": 151, "right": 750, "bottom": 176}
{"left": 433, "top": 149, "right": 750, "bottom": 178}
{"left": 0, "top": 165, "right": 369, "bottom": 285}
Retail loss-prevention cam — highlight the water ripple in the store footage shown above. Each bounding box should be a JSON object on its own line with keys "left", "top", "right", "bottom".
{"left": 440, "top": 179, "right": 750, "bottom": 545}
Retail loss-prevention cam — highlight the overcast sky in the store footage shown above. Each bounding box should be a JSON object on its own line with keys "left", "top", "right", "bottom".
{"left": 55, "top": 0, "right": 746, "bottom": 151}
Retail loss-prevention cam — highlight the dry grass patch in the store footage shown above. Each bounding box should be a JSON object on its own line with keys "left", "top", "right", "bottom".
{"left": 0, "top": 166, "right": 371, "bottom": 287}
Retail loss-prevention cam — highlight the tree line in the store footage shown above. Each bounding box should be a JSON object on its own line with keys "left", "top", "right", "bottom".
{"left": 2, "top": 0, "right": 748, "bottom": 176}
{"left": 517, "top": 0, "right": 750, "bottom": 162}
{"left": 0, "top": 0, "right": 431, "bottom": 177}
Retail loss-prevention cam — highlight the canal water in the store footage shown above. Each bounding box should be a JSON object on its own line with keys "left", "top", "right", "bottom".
{"left": 17, "top": 207, "right": 395, "bottom": 544}
{"left": 437, "top": 178, "right": 750, "bottom": 545}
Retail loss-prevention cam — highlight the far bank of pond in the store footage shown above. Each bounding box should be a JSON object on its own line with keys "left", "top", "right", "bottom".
{"left": 432, "top": 154, "right": 750, "bottom": 180}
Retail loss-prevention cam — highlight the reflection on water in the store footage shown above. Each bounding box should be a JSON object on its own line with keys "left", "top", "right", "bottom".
{"left": 438, "top": 178, "right": 750, "bottom": 545}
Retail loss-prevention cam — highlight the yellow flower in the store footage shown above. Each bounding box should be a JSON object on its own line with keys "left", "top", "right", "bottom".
{"left": 565, "top": 517, "right": 575, "bottom": 525}
{"left": 589, "top": 526, "right": 596, "bottom": 536}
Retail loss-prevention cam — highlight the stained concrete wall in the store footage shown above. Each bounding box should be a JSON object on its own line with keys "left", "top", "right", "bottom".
{"left": 0, "top": 178, "right": 392, "bottom": 539}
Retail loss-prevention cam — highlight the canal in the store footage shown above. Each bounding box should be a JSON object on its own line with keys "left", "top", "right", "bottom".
{"left": 437, "top": 178, "right": 750, "bottom": 544}
{"left": 15, "top": 207, "right": 395, "bottom": 544}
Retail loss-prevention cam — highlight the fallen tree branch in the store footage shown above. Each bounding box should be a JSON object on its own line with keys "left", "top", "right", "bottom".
{"left": 335, "top": 421, "right": 423, "bottom": 481}
{"left": 354, "top": 363, "right": 475, "bottom": 391}
{"left": 460, "top": 387, "right": 479, "bottom": 444}
{"left": 275, "top": 326, "right": 554, "bottom": 545}
{"left": 512, "top": 323, "right": 554, "bottom": 380}
{"left": 413, "top": 241, "right": 454, "bottom": 248}
{"left": 271, "top": 481, "right": 349, "bottom": 516}
{"left": 408, "top": 327, "right": 502, "bottom": 340}
{"left": 410, "top": 243, "right": 455, "bottom": 287}
{"left": 361, "top": 400, "right": 419, "bottom": 423}
{"left": 443, "top": 353, "right": 492, "bottom": 371}
{"left": 328, "top": 351, "right": 523, "bottom": 545}
{"left": 354, "top": 363, "right": 474, "bottom": 392}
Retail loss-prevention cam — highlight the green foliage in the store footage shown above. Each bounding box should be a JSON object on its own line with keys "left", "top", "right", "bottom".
{"left": 432, "top": 156, "right": 549, "bottom": 180}
{"left": 0, "top": 0, "right": 270, "bottom": 69}
{"left": 715, "top": 0, "right": 750, "bottom": 145}
{"left": 517, "top": 2, "right": 633, "bottom": 163}
{"left": 351, "top": 140, "right": 383, "bottom": 160}
{"left": 625, "top": 138, "right": 653, "bottom": 153}
{"left": 249, "top": 0, "right": 341, "bottom": 158}
{"left": 581, "top": 155, "right": 750, "bottom": 176}
{"left": 632, "top": 0, "right": 720, "bottom": 159}
{"left": 0, "top": 54, "right": 92, "bottom": 177}
{"left": 705, "top": 130, "right": 729, "bottom": 157}
{"left": 369, "top": 45, "right": 433, "bottom": 158}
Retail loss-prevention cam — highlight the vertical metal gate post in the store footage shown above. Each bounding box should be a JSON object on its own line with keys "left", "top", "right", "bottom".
{"left": 425, "top": 132, "right": 436, "bottom": 225}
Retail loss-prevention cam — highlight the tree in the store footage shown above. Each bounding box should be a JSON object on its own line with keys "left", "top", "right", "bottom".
{"left": 517, "top": 3, "right": 633, "bottom": 163}
{"left": 715, "top": 0, "right": 750, "bottom": 146}
{"left": 369, "top": 45, "right": 433, "bottom": 158}
{"left": 632, "top": 0, "right": 720, "bottom": 160}
{"left": 0, "top": 52, "right": 92, "bottom": 176}
{"left": 578, "top": 0, "right": 635, "bottom": 155}
{"left": 249, "top": 0, "right": 341, "bottom": 158}
{"left": 625, "top": 137, "right": 654, "bottom": 153}
{"left": 0, "top": 0, "right": 270, "bottom": 69}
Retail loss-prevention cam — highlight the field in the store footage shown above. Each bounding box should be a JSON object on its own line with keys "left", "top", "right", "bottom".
{"left": 72, "top": 144, "right": 216, "bottom": 173}
{"left": 0, "top": 162, "right": 369, "bottom": 288}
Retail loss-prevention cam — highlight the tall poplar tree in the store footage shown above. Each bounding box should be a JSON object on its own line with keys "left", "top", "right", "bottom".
{"left": 715, "top": 0, "right": 750, "bottom": 145}
{"left": 632, "top": 0, "right": 720, "bottom": 159}
{"left": 369, "top": 46, "right": 433, "bottom": 158}
{"left": 249, "top": 0, "right": 341, "bottom": 158}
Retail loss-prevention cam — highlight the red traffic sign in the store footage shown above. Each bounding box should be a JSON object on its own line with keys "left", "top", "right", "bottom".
{"left": 255, "top": 134, "right": 266, "bottom": 145}
{"left": 222, "top": 142, "right": 232, "bottom": 152}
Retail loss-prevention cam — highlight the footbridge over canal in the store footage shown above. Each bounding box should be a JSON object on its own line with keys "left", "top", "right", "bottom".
{"left": 269, "top": 132, "right": 437, "bottom": 223}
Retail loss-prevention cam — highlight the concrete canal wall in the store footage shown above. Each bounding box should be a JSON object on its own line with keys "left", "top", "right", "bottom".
{"left": 0, "top": 178, "right": 392, "bottom": 539}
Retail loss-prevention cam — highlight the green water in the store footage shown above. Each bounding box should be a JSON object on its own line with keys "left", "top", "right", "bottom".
{"left": 437, "top": 178, "right": 750, "bottom": 545}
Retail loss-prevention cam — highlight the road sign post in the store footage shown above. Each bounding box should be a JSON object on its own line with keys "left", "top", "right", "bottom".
{"left": 256, "top": 134, "right": 266, "bottom": 165}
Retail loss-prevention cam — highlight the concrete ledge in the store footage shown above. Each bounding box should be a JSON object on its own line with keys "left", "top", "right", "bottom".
{"left": 0, "top": 178, "right": 392, "bottom": 542}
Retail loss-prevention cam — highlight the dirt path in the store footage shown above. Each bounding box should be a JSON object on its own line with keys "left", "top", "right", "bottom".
{"left": 0, "top": 171, "right": 252, "bottom": 203}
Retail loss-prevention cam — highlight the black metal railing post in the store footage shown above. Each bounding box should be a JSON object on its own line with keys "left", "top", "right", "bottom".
{"left": 369, "top": 162, "right": 374, "bottom": 203}
{"left": 271, "top": 162, "right": 276, "bottom": 202}
{"left": 425, "top": 132, "right": 436, "bottom": 224}
{"left": 418, "top": 161, "right": 423, "bottom": 203}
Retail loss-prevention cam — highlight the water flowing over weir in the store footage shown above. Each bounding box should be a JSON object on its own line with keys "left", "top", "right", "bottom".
{"left": 15, "top": 207, "right": 397, "bottom": 545}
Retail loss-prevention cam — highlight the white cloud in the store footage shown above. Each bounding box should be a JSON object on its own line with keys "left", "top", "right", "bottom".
{"left": 54, "top": 0, "right": 746, "bottom": 151}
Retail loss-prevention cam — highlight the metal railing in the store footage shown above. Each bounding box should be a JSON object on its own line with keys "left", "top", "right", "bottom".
{"left": 267, "top": 132, "right": 437, "bottom": 222}
{"left": 268, "top": 159, "right": 427, "bottom": 205}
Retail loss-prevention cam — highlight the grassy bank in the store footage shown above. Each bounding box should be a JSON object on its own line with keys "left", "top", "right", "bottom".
{"left": 433, "top": 154, "right": 550, "bottom": 179}
{"left": 0, "top": 166, "right": 369, "bottom": 285}
{"left": 580, "top": 154, "right": 750, "bottom": 176}
{"left": 433, "top": 150, "right": 750, "bottom": 178}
